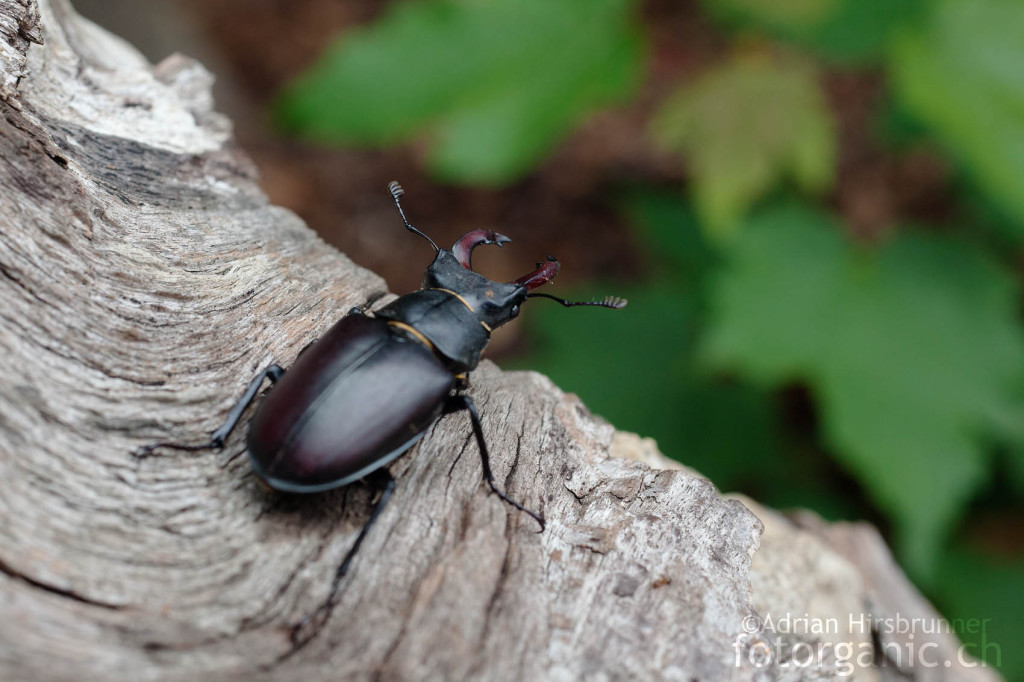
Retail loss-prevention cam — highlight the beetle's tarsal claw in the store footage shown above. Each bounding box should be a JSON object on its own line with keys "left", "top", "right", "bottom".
{"left": 132, "top": 444, "right": 157, "bottom": 460}
{"left": 131, "top": 438, "right": 225, "bottom": 460}
{"left": 289, "top": 605, "right": 330, "bottom": 649}
{"left": 531, "top": 510, "right": 546, "bottom": 533}
{"left": 487, "top": 481, "right": 545, "bottom": 531}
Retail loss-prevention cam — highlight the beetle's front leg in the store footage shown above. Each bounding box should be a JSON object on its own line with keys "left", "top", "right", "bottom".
{"left": 134, "top": 363, "right": 285, "bottom": 458}
{"left": 444, "top": 394, "right": 545, "bottom": 531}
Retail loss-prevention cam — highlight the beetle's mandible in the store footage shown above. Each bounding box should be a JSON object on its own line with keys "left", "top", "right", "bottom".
{"left": 137, "top": 181, "right": 626, "bottom": 646}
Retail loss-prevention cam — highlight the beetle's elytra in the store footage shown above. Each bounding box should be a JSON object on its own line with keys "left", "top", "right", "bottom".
{"left": 138, "top": 181, "right": 626, "bottom": 644}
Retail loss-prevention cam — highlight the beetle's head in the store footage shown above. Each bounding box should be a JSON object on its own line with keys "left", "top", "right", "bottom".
{"left": 422, "top": 248, "right": 529, "bottom": 331}
{"left": 425, "top": 230, "right": 625, "bottom": 331}
{"left": 389, "top": 182, "right": 625, "bottom": 331}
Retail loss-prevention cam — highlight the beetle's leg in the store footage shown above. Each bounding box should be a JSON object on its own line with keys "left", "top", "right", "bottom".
{"left": 327, "top": 469, "right": 396, "bottom": 597}
{"left": 289, "top": 468, "right": 396, "bottom": 648}
{"left": 445, "top": 394, "right": 545, "bottom": 531}
{"left": 134, "top": 363, "right": 285, "bottom": 457}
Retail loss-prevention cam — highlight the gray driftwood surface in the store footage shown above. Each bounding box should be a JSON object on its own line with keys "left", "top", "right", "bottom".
{"left": 0, "top": 2, "right": 999, "bottom": 680}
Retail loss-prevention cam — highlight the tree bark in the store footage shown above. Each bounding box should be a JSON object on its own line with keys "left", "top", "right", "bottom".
{"left": 0, "top": 2, "right": 998, "bottom": 680}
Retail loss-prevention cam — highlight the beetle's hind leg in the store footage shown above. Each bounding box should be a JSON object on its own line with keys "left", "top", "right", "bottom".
{"left": 445, "top": 394, "right": 545, "bottom": 531}
{"left": 289, "top": 468, "right": 396, "bottom": 649}
{"left": 134, "top": 363, "right": 285, "bottom": 458}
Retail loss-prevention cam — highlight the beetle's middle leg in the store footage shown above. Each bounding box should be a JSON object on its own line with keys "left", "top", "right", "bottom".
{"left": 444, "top": 394, "right": 545, "bottom": 531}
{"left": 135, "top": 363, "right": 285, "bottom": 457}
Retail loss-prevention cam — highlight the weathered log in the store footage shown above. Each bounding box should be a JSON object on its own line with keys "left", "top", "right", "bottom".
{"left": 0, "top": 2, "right": 997, "bottom": 680}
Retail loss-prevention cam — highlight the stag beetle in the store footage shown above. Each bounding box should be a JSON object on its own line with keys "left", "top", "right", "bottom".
{"left": 138, "top": 182, "right": 625, "bottom": 643}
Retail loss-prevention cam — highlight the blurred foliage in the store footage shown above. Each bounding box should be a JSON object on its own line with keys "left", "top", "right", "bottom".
{"left": 701, "top": 205, "right": 1024, "bottom": 577}
{"left": 651, "top": 53, "right": 835, "bottom": 241}
{"left": 512, "top": 194, "right": 786, "bottom": 490}
{"left": 282, "top": 0, "right": 1024, "bottom": 676}
{"left": 937, "top": 543, "right": 1024, "bottom": 674}
{"left": 707, "top": 0, "right": 845, "bottom": 30}
{"left": 275, "top": 0, "right": 643, "bottom": 184}
{"left": 890, "top": 0, "right": 1024, "bottom": 231}
{"left": 703, "top": 0, "right": 925, "bottom": 65}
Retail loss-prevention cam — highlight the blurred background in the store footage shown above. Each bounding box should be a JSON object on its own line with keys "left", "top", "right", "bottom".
{"left": 75, "top": 0, "right": 1022, "bottom": 676}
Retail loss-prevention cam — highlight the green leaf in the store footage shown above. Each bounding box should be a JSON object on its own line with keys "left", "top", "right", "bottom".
{"left": 890, "top": 0, "right": 1024, "bottom": 231}
{"left": 651, "top": 54, "right": 836, "bottom": 241}
{"left": 275, "top": 0, "right": 643, "bottom": 185}
{"left": 705, "top": 0, "right": 844, "bottom": 31}
{"left": 703, "top": 0, "right": 924, "bottom": 65}
{"left": 702, "top": 205, "right": 1024, "bottom": 577}
{"left": 936, "top": 545, "right": 1024, "bottom": 678}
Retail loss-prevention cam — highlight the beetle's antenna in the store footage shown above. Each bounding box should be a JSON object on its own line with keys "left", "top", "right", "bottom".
{"left": 527, "top": 293, "right": 628, "bottom": 310}
{"left": 388, "top": 181, "right": 439, "bottom": 253}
